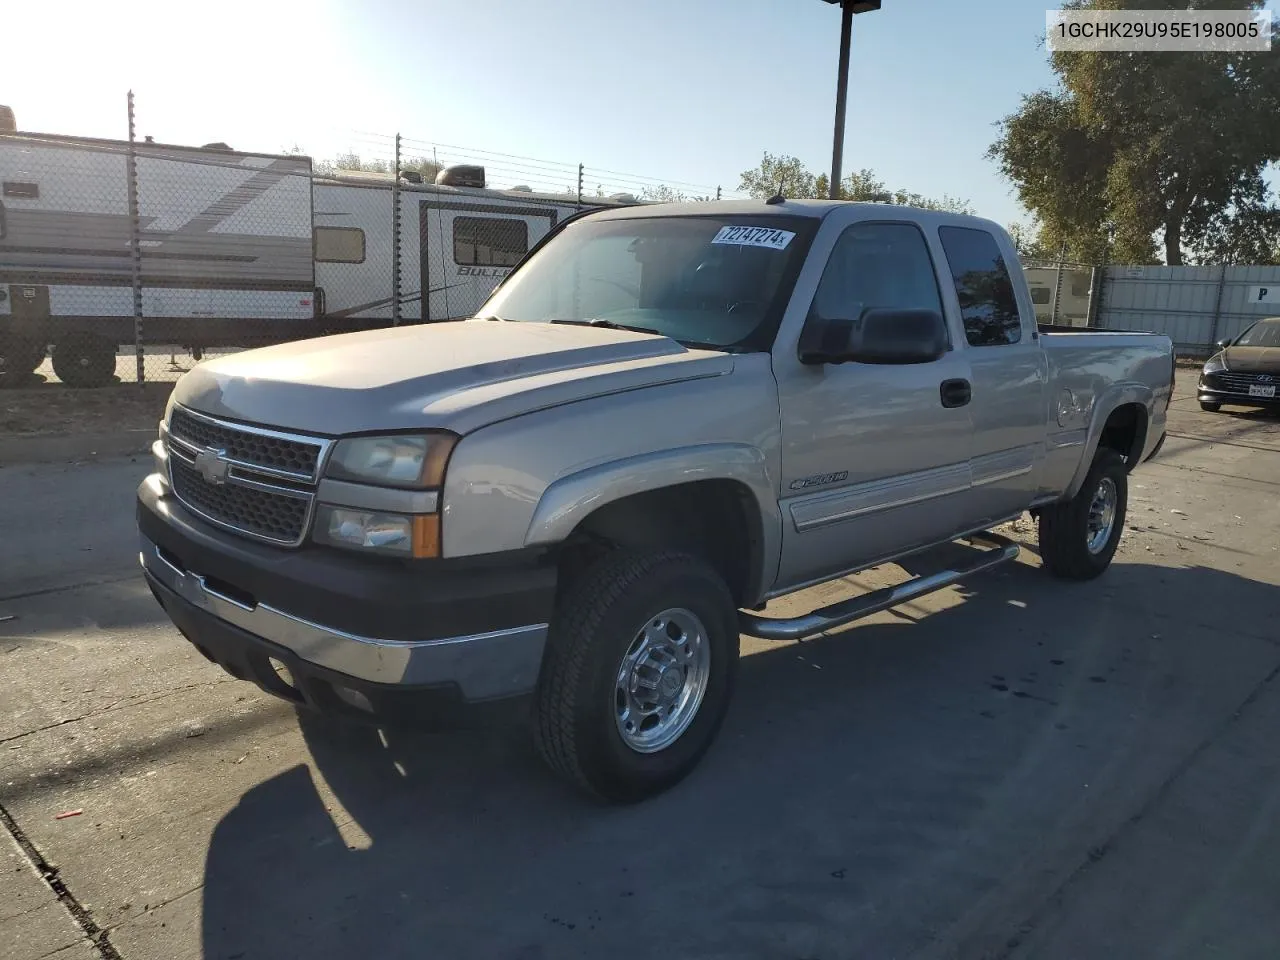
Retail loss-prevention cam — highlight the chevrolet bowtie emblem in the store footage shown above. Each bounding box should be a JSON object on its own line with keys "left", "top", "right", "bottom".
{"left": 193, "top": 447, "right": 231, "bottom": 485}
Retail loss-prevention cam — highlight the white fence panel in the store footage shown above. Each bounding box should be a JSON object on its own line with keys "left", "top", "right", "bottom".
{"left": 1098, "top": 264, "right": 1280, "bottom": 355}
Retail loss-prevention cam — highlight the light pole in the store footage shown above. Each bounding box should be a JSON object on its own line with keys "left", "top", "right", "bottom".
{"left": 820, "top": 1, "right": 881, "bottom": 200}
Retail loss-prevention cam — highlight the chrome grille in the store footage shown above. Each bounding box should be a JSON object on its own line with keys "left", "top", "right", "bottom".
{"left": 169, "top": 406, "right": 323, "bottom": 480}
{"left": 164, "top": 407, "right": 329, "bottom": 547}
{"left": 1208, "top": 371, "right": 1279, "bottom": 394}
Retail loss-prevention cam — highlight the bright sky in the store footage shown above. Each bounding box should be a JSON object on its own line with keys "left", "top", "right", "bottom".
{"left": 2, "top": 0, "right": 1276, "bottom": 227}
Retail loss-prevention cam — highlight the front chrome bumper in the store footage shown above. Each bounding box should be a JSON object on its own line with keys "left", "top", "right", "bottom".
{"left": 139, "top": 535, "right": 548, "bottom": 701}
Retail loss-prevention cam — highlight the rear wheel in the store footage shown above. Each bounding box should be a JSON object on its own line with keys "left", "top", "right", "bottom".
{"left": 1038, "top": 448, "right": 1128, "bottom": 581}
{"left": 1199, "top": 401, "right": 1221, "bottom": 412}
{"left": 533, "top": 549, "right": 739, "bottom": 803}
{"left": 52, "top": 334, "right": 117, "bottom": 388}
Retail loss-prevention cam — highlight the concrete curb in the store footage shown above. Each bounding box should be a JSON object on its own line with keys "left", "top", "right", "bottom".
{"left": 0, "top": 429, "right": 154, "bottom": 466}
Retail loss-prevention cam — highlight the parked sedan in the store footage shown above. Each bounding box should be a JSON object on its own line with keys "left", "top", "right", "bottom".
{"left": 1198, "top": 317, "right": 1280, "bottom": 412}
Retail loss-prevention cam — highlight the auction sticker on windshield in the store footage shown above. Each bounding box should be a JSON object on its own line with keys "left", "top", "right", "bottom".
{"left": 711, "top": 225, "right": 796, "bottom": 250}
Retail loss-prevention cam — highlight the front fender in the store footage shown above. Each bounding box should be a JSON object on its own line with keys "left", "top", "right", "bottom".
{"left": 524, "top": 443, "right": 781, "bottom": 592}
{"left": 1063, "top": 381, "right": 1153, "bottom": 500}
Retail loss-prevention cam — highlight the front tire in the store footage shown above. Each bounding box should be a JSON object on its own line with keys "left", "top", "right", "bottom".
{"left": 1038, "top": 448, "right": 1127, "bottom": 580}
{"left": 1200, "top": 401, "right": 1221, "bottom": 412}
{"left": 533, "top": 549, "right": 739, "bottom": 803}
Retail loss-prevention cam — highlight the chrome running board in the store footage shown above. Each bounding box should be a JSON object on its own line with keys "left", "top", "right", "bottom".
{"left": 738, "top": 532, "right": 1020, "bottom": 642}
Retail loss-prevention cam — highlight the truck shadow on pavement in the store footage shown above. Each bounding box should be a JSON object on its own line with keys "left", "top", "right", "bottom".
{"left": 198, "top": 557, "right": 1280, "bottom": 960}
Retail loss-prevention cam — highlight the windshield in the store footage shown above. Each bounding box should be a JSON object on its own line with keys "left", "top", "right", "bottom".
{"left": 1233, "top": 319, "right": 1280, "bottom": 348}
{"left": 476, "top": 214, "right": 816, "bottom": 351}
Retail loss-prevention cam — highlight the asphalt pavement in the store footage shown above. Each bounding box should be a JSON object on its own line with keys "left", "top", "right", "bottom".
{"left": 2, "top": 382, "right": 1279, "bottom": 960}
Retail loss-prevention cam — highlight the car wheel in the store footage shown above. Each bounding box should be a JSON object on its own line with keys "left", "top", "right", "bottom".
{"left": 52, "top": 334, "right": 117, "bottom": 388}
{"left": 533, "top": 549, "right": 739, "bottom": 803}
{"left": 0, "top": 335, "right": 46, "bottom": 381}
{"left": 1199, "top": 401, "right": 1221, "bottom": 412}
{"left": 1038, "top": 448, "right": 1128, "bottom": 581}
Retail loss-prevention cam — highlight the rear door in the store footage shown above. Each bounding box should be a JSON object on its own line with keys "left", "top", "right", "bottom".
{"left": 774, "top": 219, "right": 975, "bottom": 590}
{"left": 420, "top": 201, "right": 556, "bottom": 321}
{"left": 936, "top": 225, "right": 1048, "bottom": 524}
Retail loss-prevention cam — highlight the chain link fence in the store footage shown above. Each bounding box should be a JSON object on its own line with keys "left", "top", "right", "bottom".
{"left": 1, "top": 93, "right": 738, "bottom": 390}
{"left": 6, "top": 91, "right": 1273, "bottom": 391}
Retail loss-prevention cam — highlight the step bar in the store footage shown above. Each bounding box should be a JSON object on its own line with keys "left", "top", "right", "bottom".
{"left": 738, "top": 532, "right": 1020, "bottom": 642}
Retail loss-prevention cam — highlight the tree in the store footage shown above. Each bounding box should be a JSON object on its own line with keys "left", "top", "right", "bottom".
{"left": 285, "top": 147, "right": 443, "bottom": 182}
{"left": 1008, "top": 222, "right": 1057, "bottom": 261}
{"left": 738, "top": 155, "right": 973, "bottom": 213}
{"left": 738, "top": 153, "right": 817, "bottom": 199}
{"left": 990, "top": 0, "right": 1280, "bottom": 265}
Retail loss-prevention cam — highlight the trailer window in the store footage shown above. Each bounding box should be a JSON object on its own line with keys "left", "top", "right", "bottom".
{"left": 938, "top": 226, "right": 1022, "bottom": 346}
{"left": 1030, "top": 287, "right": 1051, "bottom": 304}
{"left": 314, "top": 227, "right": 366, "bottom": 263}
{"left": 454, "top": 217, "right": 528, "bottom": 267}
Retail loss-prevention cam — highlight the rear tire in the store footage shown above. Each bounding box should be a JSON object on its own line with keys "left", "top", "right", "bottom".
{"left": 533, "top": 549, "right": 739, "bottom": 803}
{"left": 1199, "top": 401, "right": 1221, "bottom": 412}
{"left": 1038, "top": 448, "right": 1128, "bottom": 581}
{"left": 52, "top": 334, "right": 117, "bottom": 388}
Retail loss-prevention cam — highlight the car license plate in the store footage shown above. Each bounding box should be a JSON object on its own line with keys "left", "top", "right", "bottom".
{"left": 1248, "top": 384, "right": 1276, "bottom": 398}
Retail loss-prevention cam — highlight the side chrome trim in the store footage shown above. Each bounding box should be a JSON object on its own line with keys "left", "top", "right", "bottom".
{"left": 970, "top": 445, "right": 1037, "bottom": 488}
{"left": 140, "top": 536, "right": 547, "bottom": 699}
{"left": 788, "top": 461, "right": 971, "bottom": 532}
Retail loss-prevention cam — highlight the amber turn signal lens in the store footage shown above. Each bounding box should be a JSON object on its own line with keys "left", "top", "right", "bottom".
{"left": 411, "top": 514, "right": 440, "bottom": 558}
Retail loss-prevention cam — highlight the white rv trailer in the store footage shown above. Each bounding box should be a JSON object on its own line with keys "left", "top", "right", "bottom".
{"left": 1024, "top": 265, "right": 1094, "bottom": 327}
{"left": 310, "top": 168, "right": 633, "bottom": 327}
{"left": 0, "top": 122, "right": 632, "bottom": 385}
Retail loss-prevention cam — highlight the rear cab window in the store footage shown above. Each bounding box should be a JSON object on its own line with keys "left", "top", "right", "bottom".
{"left": 937, "top": 226, "right": 1023, "bottom": 346}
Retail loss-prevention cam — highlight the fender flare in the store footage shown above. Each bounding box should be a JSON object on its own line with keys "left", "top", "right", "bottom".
{"left": 523, "top": 442, "right": 782, "bottom": 598}
{"left": 1064, "top": 382, "right": 1153, "bottom": 500}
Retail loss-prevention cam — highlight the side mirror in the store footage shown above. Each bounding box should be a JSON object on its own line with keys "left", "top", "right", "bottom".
{"left": 800, "top": 308, "right": 949, "bottom": 365}
{"left": 1216, "top": 338, "right": 1232, "bottom": 352}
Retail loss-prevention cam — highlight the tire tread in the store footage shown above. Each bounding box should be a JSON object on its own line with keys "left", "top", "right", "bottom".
{"left": 533, "top": 549, "right": 729, "bottom": 800}
{"left": 1038, "top": 448, "right": 1127, "bottom": 581}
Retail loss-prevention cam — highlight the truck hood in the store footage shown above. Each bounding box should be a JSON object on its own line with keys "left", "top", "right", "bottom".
{"left": 172, "top": 320, "right": 734, "bottom": 436}
{"left": 1222, "top": 346, "right": 1280, "bottom": 373}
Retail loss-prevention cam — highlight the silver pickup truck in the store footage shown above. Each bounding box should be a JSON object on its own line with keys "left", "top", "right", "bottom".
{"left": 137, "top": 200, "right": 1174, "bottom": 801}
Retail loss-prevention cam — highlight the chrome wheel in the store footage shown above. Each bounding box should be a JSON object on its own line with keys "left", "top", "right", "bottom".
{"left": 1086, "top": 476, "right": 1118, "bottom": 555}
{"left": 614, "top": 607, "right": 711, "bottom": 754}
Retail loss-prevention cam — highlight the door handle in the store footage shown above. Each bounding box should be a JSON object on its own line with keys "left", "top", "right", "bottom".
{"left": 940, "top": 378, "right": 972, "bottom": 408}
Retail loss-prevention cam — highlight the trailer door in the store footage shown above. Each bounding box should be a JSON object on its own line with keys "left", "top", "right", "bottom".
{"left": 419, "top": 201, "right": 556, "bottom": 321}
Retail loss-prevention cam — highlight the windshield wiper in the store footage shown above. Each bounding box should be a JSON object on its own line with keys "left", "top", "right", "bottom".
{"left": 549, "top": 317, "right": 665, "bottom": 337}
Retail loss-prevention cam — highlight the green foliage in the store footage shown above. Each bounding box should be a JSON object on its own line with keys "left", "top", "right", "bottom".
{"left": 285, "top": 147, "right": 443, "bottom": 182}
{"left": 738, "top": 154, "right": 973, "bottom": 213}
{"left": 990, "top": 0, "right": 1280, "bottom": 265}
{"left": 738, "top": 152, "right": 817, "bottom": 199}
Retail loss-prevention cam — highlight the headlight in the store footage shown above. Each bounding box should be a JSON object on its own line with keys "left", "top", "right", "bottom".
{"left": 1203, "top": 354, "right": 1227, "bottom": 375}
{"left": 325, "top": 432, "right": 457, "bottom": 489}
{"left": 313, "top": 506, "right": 439, "bottom": 558}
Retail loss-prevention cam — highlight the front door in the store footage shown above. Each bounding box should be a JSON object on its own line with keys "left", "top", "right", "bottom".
{"left": 775, "top": 220, "right": 975, "bottom": 591}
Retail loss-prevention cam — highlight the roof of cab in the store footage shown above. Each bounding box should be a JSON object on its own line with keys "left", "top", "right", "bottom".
{"left": 585, "top": 198, "right": 840, "bottom": 220}
{"left": 582, "top": 198, "right": 999, "bottom": 232}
